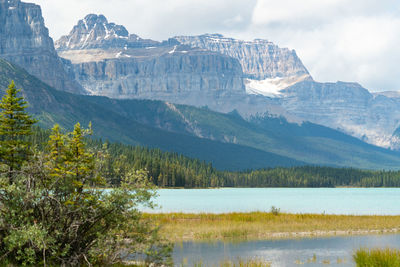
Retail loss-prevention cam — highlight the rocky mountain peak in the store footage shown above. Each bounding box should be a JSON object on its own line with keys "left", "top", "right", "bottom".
{"left": 79, "top": 14, "right": 129, "bottom": 38}
{"left": 83, "top": 14, "right": 108, "bottom": 26}
{"left": 55, "top": 14, "right": 157, "bottom": 51}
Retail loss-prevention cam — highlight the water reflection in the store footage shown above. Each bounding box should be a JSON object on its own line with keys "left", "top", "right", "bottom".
{"left": 173, "top": 234, "right": 400, "bottom": 266}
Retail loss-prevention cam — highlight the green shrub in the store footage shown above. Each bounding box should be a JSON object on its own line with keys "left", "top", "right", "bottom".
{"left": 270, "top": 206, "right": 280, "bottom": 216}
{"left": 0, "top": 83, "right": 172, "bottom": 266}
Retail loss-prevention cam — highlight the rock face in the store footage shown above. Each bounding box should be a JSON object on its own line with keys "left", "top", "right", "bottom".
{"left": 0, "top": 0, "right": 84, "bottom": 94}
{"left": 56, "top": 15, "right": 246, "bottom": 103}
{"left": 275, "top": 81, "right": 400, "bottom": 148}
{"left": 174, "top": 34, "right": 311, "bottom": 80}
{"left": 66, "top": 48, "right": 245, "bottom": 99}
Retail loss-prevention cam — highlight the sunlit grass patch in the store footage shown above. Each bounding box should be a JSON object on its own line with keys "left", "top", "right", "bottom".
{"left": 191, "top": 258, "right": 271, "bottom": 267}
{"left": 354, "top": 248, "right": 400, "bottom": 267}
{"left": 144, "top": 212, "right": 400, "bottom": 242}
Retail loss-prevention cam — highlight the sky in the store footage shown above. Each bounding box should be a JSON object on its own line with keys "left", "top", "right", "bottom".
{"left": 29, "top": 0, "right": 400, "bottom": 92}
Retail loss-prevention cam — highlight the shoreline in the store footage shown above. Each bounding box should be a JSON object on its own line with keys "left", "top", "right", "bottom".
{"left": 235, "top": 228, "right": 400, "bottom": 241}
{"left": 144, "top": 212, "right": 400, "bottom": 242}
{"left": 156, "top": 187, "right": 400, "bottom": 189}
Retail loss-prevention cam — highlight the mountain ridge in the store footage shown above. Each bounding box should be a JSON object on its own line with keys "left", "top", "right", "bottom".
{"left": 0, "top": 0, "right": 84, "bottom": 94}
{"left": 173, "top": 34, "right": 311, "bottom": 81}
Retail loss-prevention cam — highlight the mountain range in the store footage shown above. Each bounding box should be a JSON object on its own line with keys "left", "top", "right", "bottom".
{"left": 54, "top": 14, "right": 400, "bottom": 149}
{"left": 1, "top": 0, "right": 400, "bottom": 170}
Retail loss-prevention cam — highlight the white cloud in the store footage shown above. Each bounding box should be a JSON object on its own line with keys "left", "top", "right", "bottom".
{"left": 244, "top": 0, "right": 400, "bottom": 91}
{"left": 28, "top": 0, "right": 400, "bottom": 91}
{"left": 29, "top": 0, "right": 256, "bottom": 40}
{"left": 251, "top": 0, "right": 347, "bottom": 26}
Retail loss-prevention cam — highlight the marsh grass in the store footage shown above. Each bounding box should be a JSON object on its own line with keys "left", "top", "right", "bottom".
{"left": 190, "top": 259, "right": 270, "bottom": 267}
{"left": 354, "top": 248, "right": 400, "bottom": 267}
{"left": 144, "top": 212, "right": 400, "bottom": 242}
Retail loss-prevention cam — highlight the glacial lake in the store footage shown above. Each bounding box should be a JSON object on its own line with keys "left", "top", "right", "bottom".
{"left": 144, "top": 188, "right": 400, "bottom": 215}
{"left": 173, "top": 234, "right": 400, "bottom": 266}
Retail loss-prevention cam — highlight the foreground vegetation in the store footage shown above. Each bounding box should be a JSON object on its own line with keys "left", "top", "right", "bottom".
{"left": 354, "top": 248, "right": 400, "bottom": 266}
{"left": 145, "top": 212, "right": 400, "bottom": 242}
{"left": 0, "top": 82, "right": 171, "bottom": 265}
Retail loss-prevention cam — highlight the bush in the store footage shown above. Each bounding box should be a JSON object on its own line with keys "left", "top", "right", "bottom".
{"left": 270, "top": 206, "right": 280, "bottom": 215}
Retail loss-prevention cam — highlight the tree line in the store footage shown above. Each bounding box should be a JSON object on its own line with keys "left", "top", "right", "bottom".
{"left": 28, "top": 125, "right": 400, "bottom": 188}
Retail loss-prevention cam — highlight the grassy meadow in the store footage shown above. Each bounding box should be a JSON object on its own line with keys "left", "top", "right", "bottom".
{"left": 144, "top": 212, "right": 400, "bottom": 242}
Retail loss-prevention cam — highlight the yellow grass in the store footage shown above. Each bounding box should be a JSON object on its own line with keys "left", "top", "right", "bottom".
{"left": 354, "top": 248, "right": 400, "bottom": 266}
{"left": 144, "top": 212, "right": 400, "bottom": 242}
{"left": 192, "top": 259, "right": 271, "bottom": 267}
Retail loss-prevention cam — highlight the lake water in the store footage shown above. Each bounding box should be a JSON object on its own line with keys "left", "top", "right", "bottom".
{"left": 145, "top": 188, "right": 400, "bottom": 215}
{"left": 173, "top": 234, "right": 400, "bottom": 266}
{"left": 144, "top": 188, "right": 400, "bottom": 265}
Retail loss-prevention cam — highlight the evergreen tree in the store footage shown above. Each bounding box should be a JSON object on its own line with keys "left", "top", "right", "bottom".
{"left": 0, "top": 81, "right": 36, "bottom": 182}
{"left": 64, "top": 123, "right": 96, "bottom": 191}
{"left": 46, "top": 124, "right": 66, "bottom": 182}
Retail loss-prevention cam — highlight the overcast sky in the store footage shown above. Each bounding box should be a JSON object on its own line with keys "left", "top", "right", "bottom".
{"left": 29, "top": 0, "right": 400, "bottom": 92}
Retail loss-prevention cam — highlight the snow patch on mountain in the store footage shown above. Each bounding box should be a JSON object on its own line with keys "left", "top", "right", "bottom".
{"left": 246, "top": 78, "right": 284, "bottom": 97}
{"left": 245, "top": 74, "right": 311, "bottom": 97}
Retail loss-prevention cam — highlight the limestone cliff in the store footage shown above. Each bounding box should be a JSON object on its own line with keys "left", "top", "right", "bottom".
{"left": 174, "top": 34, "right": 311, "bottom": 80}
{"left": 56, "top": 15, "right": 245, "bottom": 101}
{"left": 0, "top": 0, "right": 84, "bottom": 94}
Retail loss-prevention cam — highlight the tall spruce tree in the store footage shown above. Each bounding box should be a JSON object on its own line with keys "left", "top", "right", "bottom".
{"left": 0, "top": 81, "right": 36, "bottom": 182}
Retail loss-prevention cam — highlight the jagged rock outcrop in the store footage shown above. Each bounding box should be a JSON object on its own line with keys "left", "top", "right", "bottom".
{"left": 0, "top": 0, "right": 84, "bottom": 94}
{"left": 55, "top": 14, "right": 161, "bottom": 51}
{"left": 174, "top": 34, "right": 311, "bottom": 80}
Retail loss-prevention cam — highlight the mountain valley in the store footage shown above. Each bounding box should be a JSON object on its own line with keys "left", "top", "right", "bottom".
{"left": 1, "top": 0, "right": 400, "bottom": 170}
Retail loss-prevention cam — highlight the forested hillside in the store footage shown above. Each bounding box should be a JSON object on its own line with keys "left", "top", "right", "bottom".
{"left": 30, "top": 127, "right": 400, "bottom": 188}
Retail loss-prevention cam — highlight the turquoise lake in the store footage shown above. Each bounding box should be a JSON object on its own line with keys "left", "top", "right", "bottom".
{"left": 139, "top": 188, "right": 400, "bottom": 265}
{"left": 173, "top": 234, "right": 400, "bottom": 266}
{"left": 144, "top": 188, "right": 400, "bottom": 215}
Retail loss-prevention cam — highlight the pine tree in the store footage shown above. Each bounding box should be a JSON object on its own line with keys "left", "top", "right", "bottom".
{"left": 46, "top": 124, "right": 67, "bottom": 187}
{"left": 0, "top": 81, "right": 36, "bottom": 182}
